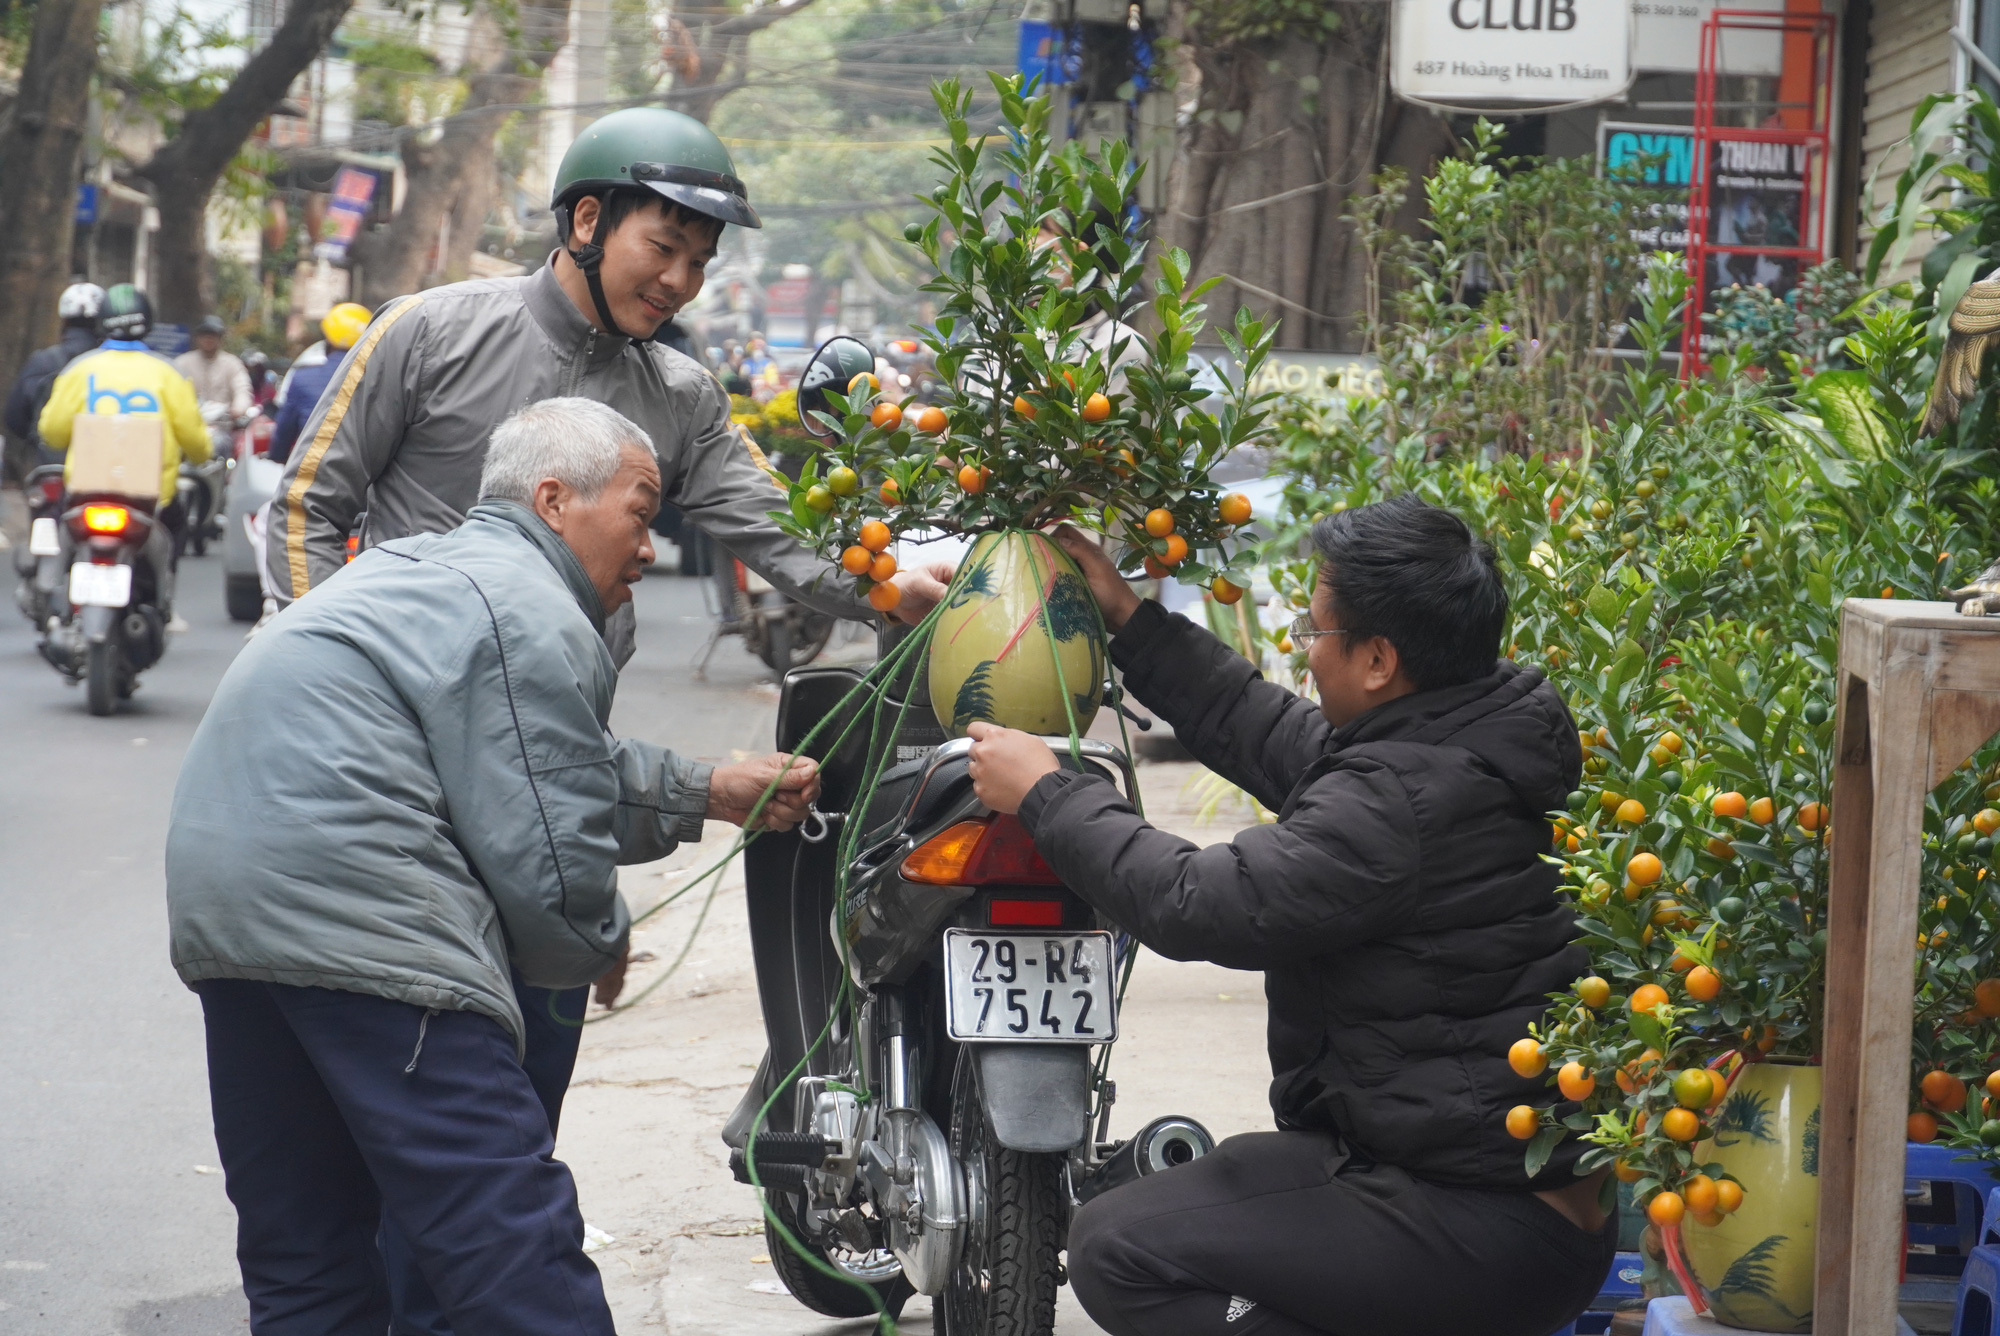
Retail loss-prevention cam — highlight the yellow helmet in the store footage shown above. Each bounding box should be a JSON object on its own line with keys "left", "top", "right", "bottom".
{"left": 321, "top": 302, "right": 373, "bottom": 350}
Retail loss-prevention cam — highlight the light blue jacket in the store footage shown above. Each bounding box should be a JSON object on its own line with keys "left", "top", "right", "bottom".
{"left": 166, "top": 500, "right": 711, "bottom": 1050}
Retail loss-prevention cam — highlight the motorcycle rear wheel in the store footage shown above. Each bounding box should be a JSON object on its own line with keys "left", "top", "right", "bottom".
{"left": 86, "top": 640, "right": 117, "bottom": 716}
{"left": 943, "top": 1048, "right": 1064, "bottom": 1336}
{"left": 762, "top": 1191, "right": 912, "bottom": 1320}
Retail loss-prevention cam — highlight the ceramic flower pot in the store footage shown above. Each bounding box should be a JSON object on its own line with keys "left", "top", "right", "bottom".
{"left": 1681, "top": 1060, "right": 1822, "bottom": 1332}
{"left": 928, "top": 530, "right": 1105, "bottom": 738}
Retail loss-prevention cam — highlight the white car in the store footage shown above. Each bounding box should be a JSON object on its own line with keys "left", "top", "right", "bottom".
{"left": 222, "top": 431, "right": 282, "bottom": 622}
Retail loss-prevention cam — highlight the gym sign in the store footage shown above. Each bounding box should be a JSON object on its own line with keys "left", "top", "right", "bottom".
{"left": 1392, "top": 0, "right": 1633, "bottom": 108}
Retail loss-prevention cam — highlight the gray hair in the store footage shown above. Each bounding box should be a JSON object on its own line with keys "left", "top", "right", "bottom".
{"left": 478, "top": 397, "right": 655, "bottom": 505}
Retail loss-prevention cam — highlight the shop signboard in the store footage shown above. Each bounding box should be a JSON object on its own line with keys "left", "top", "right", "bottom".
{"left": 1191, "top": 349, "right": 1383, "bottom": 403}
{"left": 1632, "top": 0, "right": 1783, "bottom": 74}
{"left": 314, "top": 167, "right": 379, "bottom": 265}
{"left": 1702, "top": 135, "right": 1812, "bottom": 300}
{"left": 1599, "top": 122, "right": 1693, "bottom": 253}
{"left": 1392, "top": 0, "right": 1632, "bottom": 106}
{"left": 763, "top": 278, "right": 812, "bottom": 347}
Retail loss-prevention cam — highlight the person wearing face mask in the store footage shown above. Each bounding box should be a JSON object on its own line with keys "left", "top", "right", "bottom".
{"left": 263, "top": 107, "right": 951, "bottom": 654}
{"left": 170, "top": 400, "right": 822, "bottom": 1336}
{"left": 963, "top": 496, "right": 1616, "bottom": 1336}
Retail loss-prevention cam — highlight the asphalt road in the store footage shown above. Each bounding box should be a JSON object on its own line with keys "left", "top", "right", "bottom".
{"left": 0, "top": 525, "right": 1272, "bottom": 1335}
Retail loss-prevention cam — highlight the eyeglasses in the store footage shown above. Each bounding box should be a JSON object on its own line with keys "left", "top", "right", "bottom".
{"left": 1289, "top": 613, "right": 1357, "bottom": 647}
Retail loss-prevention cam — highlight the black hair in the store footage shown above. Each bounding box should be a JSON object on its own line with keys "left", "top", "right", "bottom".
{"left": 1310, "top": 494, "right": 1508, "bottom": 692}
{"left": 587, "top": 188, "right": 722, "bottom": 247}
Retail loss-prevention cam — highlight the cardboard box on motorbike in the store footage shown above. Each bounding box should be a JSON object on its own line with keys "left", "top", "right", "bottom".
{"left": 66, "top": 415, "right": 165, "bottom": 502}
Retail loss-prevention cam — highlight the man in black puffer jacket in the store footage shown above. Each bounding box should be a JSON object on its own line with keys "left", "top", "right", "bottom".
{"left": 966, "top": 495, "right": 1614, "bottom": 1336}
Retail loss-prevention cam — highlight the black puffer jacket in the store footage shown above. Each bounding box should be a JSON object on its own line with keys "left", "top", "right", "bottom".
{"left": 1018, "top": 601, "right": 1588, "bottom": 1189}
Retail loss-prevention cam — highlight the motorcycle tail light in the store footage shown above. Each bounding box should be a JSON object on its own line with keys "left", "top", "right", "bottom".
{"left": 902, "top": 814, "right": 1060, "bottom": 887}
{"left": 344, "top": 533, "right": 360, "bottom": 563}
{"left": 39, "top": 478, "right": 64, "bottom": 506}
{"left": 989, "top": 898, "right": 1064, "bottom": 927}
{"left": 82, "top": 504, "right": 131, "bottom": 535}
{"left": 902, "top": 820, "right": 987, "bottom": 884}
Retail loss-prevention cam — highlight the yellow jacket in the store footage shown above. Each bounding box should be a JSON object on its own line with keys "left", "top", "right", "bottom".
{"left": 40, "top": 342, "right": 211, "bottom": 506}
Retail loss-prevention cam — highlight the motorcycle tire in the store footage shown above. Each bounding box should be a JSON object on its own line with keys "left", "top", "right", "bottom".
{"left": 762, "top": 1191, "right": 912, "bottom": 1320}
{"left": 225, "top": 574, "right": 263, "bottom": 623}
{"left": 86, "top": 640, "right": 117, "bottom": 716}
{"left": 944, "top": 1048, "right": 1064, "bottom": 1336}
{"left": 759, "top": 614, "right": 795, "bottom": 677}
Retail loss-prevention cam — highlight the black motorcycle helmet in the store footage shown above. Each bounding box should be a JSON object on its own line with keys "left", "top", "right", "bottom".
{"left": 796, "top": 336, "right": 877, "bottom": 438}
{"left": 99, "top": 284, "right": 154, "bottom": 341}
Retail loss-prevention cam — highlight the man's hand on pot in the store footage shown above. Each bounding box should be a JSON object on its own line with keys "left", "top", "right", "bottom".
{"left": 708, "top": 753, "right": 820, "bottom": 830}
{"left": 1052, "top": 525, "right": 1141, "bottom": 632}
{"left": 967, "top": 722, "right": 1060, "bottom": 815}
{"left": 884, "top": 559, "right": 958, "bottom": 624}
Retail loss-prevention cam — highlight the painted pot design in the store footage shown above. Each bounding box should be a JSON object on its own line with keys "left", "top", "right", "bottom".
{"left": 928, "top": 530, "right": 1105, "bottom": 738}
{"left": 1682, "top": 1061, "right": 1822, "bottom": 1332}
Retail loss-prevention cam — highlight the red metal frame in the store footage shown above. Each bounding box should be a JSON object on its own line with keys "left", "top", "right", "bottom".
{"left": 1682, "top": 9, "right": 1837, "bottom": 372}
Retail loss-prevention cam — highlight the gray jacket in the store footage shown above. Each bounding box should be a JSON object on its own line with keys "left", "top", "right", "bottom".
{"left": 169, "top": 501, "right": 710, "bottom": 1051}
{"left": 265, "top": 259, "right": 863, "bottom": 622}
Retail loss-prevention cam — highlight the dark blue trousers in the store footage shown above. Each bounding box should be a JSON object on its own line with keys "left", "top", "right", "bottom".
{"left": 381, "top": 977, "right": 589, "bottom": 1336}
{"left": 197, "top": 978, "right": 611, "bottom": 1336}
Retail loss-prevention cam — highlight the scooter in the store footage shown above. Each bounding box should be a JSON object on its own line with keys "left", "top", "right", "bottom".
{"left": 13, "top": 464, "right": 68, "bottom": 629}
{"left": 721, "top": 336, "right": 1213, "bottom": 1332}
{"left": 38, "top": 486, "right": 172, "bottom": 715}
{"left": 178, "top": 404, "right": 242, "bottom": 558}
{"left": 694, "top": 549, "right": 837, "bottom": 680}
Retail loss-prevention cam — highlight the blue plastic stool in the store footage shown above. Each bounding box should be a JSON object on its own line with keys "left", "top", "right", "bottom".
{"left": 1909, "top": 1142, "right": 2000, "bottom": 1281}
{"left": 1955, "top": 1243, "right": 2000, "bottom": 1335}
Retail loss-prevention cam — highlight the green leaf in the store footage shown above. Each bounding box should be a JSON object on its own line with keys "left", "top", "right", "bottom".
{"left": 1524, "top": 1125, "right": 1564, "bottom": 1178}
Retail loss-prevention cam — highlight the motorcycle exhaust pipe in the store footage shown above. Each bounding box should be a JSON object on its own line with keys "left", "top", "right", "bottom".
{"left": 1075, "top": 1115, "right": 1216, "bottom": 1207}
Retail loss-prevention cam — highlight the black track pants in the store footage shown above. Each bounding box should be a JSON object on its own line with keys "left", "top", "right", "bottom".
{"left": 1067, "top": 1131, "right": 1616, "bottom": 1336}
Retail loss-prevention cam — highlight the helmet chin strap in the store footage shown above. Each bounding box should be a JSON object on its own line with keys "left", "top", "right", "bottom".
{"left": 558, "top": 202, "right": 636, "bottom": 342}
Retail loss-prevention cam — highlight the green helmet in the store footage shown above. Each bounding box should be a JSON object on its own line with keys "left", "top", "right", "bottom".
{"left": 99, "top": 284, "right": 153, "bottom": 341}
{"left": 551, "top": 107, "right": 760, "bottom": 231}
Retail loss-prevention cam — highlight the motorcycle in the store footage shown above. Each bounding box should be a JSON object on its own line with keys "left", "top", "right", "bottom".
{"left": 37, "top": 485, "right": 172, "bottom": 715}
{"left": 179, "top": 403, "right": 249, "bottom": 558}
{"left": 694, "top": 549, "right": 837, "bottom": 681}
{"left": 13, "top": 464, "right": 68, "bottom": 629}
{"left": 721, "top": 335, "right": 1213, "bottom": 1331}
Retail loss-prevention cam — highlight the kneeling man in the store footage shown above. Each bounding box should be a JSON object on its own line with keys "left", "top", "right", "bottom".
{"left": 967, "top": 496, "right": 1616, "bottom": 1336}
{"left": 167, "top": 398, "right": 816, "bottom": 1334}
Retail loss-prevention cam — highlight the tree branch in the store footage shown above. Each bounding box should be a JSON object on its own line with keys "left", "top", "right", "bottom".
{"left": 137, "top": 0, "right": 355, "bottom": 183}
{"left": 710, "top": 0, "right": 825, "bottom": 39}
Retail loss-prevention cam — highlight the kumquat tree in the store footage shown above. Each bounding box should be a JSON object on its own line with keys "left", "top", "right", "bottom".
{"left": 766, "top": 74, "right": 1275, "bottom": 618}
{"left": 1249, "top": 115, "right": 2000, "bottom": 1320}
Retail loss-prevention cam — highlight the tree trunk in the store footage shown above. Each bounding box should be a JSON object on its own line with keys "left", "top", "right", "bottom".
{"left": 136, "top": 0, "right": 356, "bottom": 324}
{"left": 349, "top": 0, "right": 568, "bottom": 305}
{"left": 440, "top": 147, "right": 498, "bottom": 283}
{"left": 0, "top": 0, "right": 104, "bottom": 480}
{"left": 1164, "top": 5, "right": 1451, "bottom": 350}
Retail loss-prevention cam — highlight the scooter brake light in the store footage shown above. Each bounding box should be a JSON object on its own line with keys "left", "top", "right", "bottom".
{"left": 902, "top": 814, "right": 1060, "bottom": 886}
{"left": 82, "top": 504, "right": 131, "bottom": 534}
{"left": 344, "top": 533, "right": 361, "bottom": 563}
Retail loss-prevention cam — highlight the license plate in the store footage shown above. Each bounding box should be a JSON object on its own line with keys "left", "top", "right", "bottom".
{"left": 69, "top": 562, "right": 132, "bottom": 608}
{"left": 943, "top": 930, "right": 1117, "bottom": 1044}
{"left": 29, "top": 517, "right": 59, "bottom": 556}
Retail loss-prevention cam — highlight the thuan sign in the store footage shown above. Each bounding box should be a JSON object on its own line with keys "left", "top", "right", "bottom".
{"left": 1392, "top": 0, "right": 1632, "bottom": 106}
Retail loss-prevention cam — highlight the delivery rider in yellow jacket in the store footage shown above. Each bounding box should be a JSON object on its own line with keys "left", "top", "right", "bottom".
{"left": 38, "top": 284, "right": 209, "bottom": 619}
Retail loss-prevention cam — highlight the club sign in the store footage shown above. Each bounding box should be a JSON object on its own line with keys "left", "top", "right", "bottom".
{"left": 1392, "top": 0, "right": 1633, "bottom": 106}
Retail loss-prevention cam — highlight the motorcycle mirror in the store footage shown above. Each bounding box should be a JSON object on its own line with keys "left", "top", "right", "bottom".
{"left": 796, "top": 336, "right": 878, "bottom": 439}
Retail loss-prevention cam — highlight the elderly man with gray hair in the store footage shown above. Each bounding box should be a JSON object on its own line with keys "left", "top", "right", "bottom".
{"left": 165, "top": 398, "right": 811, "bottom": 1335}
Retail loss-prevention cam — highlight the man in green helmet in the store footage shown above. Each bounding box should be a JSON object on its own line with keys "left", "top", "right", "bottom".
{"left": 256, "top": 107, "right": 950, "bottom": 1336}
